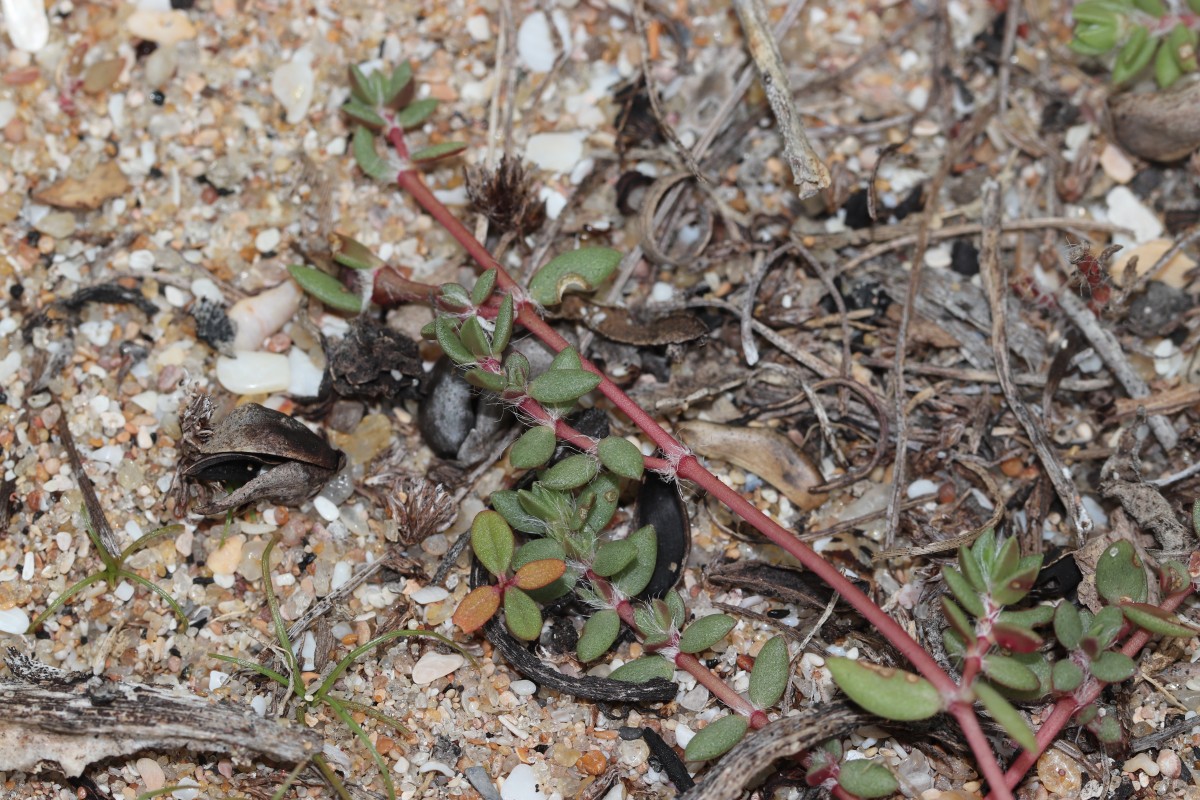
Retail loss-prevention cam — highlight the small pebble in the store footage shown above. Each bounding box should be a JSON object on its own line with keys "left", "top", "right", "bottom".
{"left": 209, "top": 670, "right": 229, "bottom": 691}
{"left": 412, "top": 652, "right": 465, "bottom": 685}
{"left": 1100, "top": 144, "right": 1135, "bottom": 184}
{"left": 216, "top": 351, "right": 291, "bottom": 394}
{"left": 524, "top": 131, "right": 585, "bottom": 173}
{"left": 576, "top": 751, "right": 606, "bottom": 776}
{"left": 228, "top": 280, "right": 302, "bottom": 351}
{"left": 617, "top": 738, "right": 649, "bottom": 767}
{"left": 511, "top": 680, "right": 537, "bottom": 696}
{"left": 907, "top": 479, "right": 939, "bottom": 499}
{"left": 467, "top": 14, "right": 491, "bottom": 42}
{"left": 500, "top": 763, "right": 546, "bottom": 800}
{"left": 313, "top": 495, "right": 340, "bottom": 522}
{"left": 287, "top": 347, "right": 324, "bottom": 397}
{"left": 1157, "top": 749, "right": 1181, "bottom": 779}
{"left": 171, "top": 778, "right": 200, "bottom": 800}
{"left": 113, "top": 581, "right": 135, "bottom": 602}
{"left": 1037, "top": 748, "right": 1082, "bottom": 795}
{"left": 255, "top": 228, "right": 281, "bottom": 253}
{"left": 3, "top": 0, "right": 50, "bottom": 52}
{"left": 127, "top": 9, "right": 197, "bottom": 45}
{"left": 1107, "top": 186, "right": 1163, "bottom": 246}
{"left": 144, "top": 45, "right": 178, "bottom": 88}
{"left": 516, "top": 11, "right": 569, "bottom": 73}
{"left": 271, "top": 51, "right": 315, "bottom": 124}
{"left": 674, "top": 722, "right": 696, "bottom": 749}
{"left": 419, "top": 761, "right": 456, "bottom": 778}
{"left": 207, "top": 534, "right": 244, "bottom": 576}
{"left": 136, "top": 757, "right": 166, "bottom": 791}
{"left": 1122, "top": 752, "right": 1159, "bottom": 777}
{"left": 411, "top": 586, "right": 450, "bottom": 604}
{"left": 0, "top": 607, "right": 30, "bottom": 635}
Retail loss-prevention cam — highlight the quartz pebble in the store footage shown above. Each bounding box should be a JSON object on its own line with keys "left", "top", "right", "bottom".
{"left": 674, "top": 722, "right": 696, "bottom": 749}
{"left": 216, "top": 351, "right": 291, "bottom": 394}
{"left": 287, "top": 347, "right": 324, "bottom": 397}
{"left": 207, "top": 534, "right": 244, "bottom": 576}
{"left": 516, "top": 11, "right": 569, "bottom": 73}
{"left": 127, "top": 9, "right": 197, "bottom": 45}
{"left": 1157, "top": 749, "right": 1181, "bottom": 779}
{"left": 312, "top": 495, "right": 339, "bottom": 522}
{"left": 500, "top": 763, "right": 546, "bottom": 800}
{"left": 3, "top": 0, "right": 50, "bottom": 52}
{"left": 255, "top": 228, "right": 281, "bottom": 253}
{"left": 412, "top": 652, "right": 465, "bottom": 685}
{"left": 1107, "top": 186, "right": 1163, "bottom": 246}
{"left": 524, "top": 131, "right": 585, "bottom": 174}
{"left": 1100, "top": 144, "right": 1135, "bottom": 184}
{"left": 136, "top": 757, "right": 166, "bottom": 791}
{"left": 0, "top": 607, "right": 30, "bottom": 635}
{"left": 411, "top": 586, "right": 450, "bottom": 604}
{"left": 1122, "top": 752, "right": 1160, "bottom": 777}
{"left": 271, "top": 51, "right": 316, "bottom": 124}
{"left": 510, "top": 679, "right": 537, "bottom": 696}
{"left": 1038, "top": 748, "right": 1082, "bottom": 795}
{"left": 228, "top": 280, "right": 302, "bottom": 351}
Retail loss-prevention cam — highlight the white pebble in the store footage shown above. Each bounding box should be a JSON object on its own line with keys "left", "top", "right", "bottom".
{"left": 313, "top": 495, "right": 340, "bottom": 522}
{"left": 1100, "top": 144, "right": 1135, "bottom": 184}
{"left": 907, "top": 478, "right": 939, "bottom": 499}
{"left": 250, "top": 695, "right": 267, "bottom": 716}
{"left": 1123, "top": 752, "right": 1159, "bottom": 777}
{"left": 79, "top": 320, "right": 115, "bottom": 347}
{"left": 171, "top": 778, "right": 200, "bottom": 800}
{"left": 411, "top": 652, "right": 466, "bottom": 685}
{"left": 0, "top": 607, "right": 30, "bottom": 635}
{"left": 1107, "top": 186, "right": 1163, "bottom": 246}
{"left": 136, "top": 757, "right": 166, "bottom": 792}
{"left": 650, "top": 281, "right": 674, "bottom": 303}
{"left": 524, "top": 131, "right": 585, "bottom": 174}
{"left": 510, "top": 680, "right": 537, "bottom": 696}
{"left": 287, "top": 347, "right": 324, "bottom": 398}
{"left": 255, "top": 228, "right": 281, "bottom": 254}
{"left": 209, "top": 670, "right": 229, "bottom": 691}
{"left": 113, "top": 581, "right": 135, "bottom": 602}
{"left": 330, "top": 561, "right": 352, "bottom": 590}
{"left": 129, "top": 249, "right": 155, "bottom": 270}
{"left": 228, "top": 280, "right": 302, "bottom": 351}
{"left": 3, "top": 0, "right": 50, "bottom": 52}
{"left": 0, "top": 100, "right": 14, "bottom": 128}
{"left": 674, "top": 722, "right": 696, "bottom": 749}
{"left": 467, "top": 14, "right": 491, "bottom": 42}
{"left": 126, "top": 9, "right": 197, "bottom": 45}
{"left": 924, "top": 244, "right": 952, "bottom": 269}
{"left": 411, "top": 586, "right": 450, "bottom": 605}
{"left": 500, "top": 763, "right": 547, "bottom": 800}
{"left": 271, "top": 51, "right": 315, "bottom": 124}
{"left": 190, "top": 278, "right": 223, "bottom": 303}
{"left": 419, "top": 761, "right": 456, "bottom": 778}
{"left": 216, "top": 351, "right": 291, "bottom": 395}
{"left": 516, "top": 11, "right": 569, "bottom": 73}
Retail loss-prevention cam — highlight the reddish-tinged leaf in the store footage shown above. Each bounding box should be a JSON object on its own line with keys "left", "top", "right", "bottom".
{"left": 453, "top": 585, "right": 501, "bottom": 633}
{"left": 513, "top": 558, "right": 567, "bottom": 591}
{"left": 1121, "top": 601, "right": 1198, "bottom": 638}
{"left": 991, "top": 622, "right": 1042, "bottom": 653}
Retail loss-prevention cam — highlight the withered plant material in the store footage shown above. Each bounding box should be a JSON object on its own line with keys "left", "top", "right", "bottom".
{"left": 676, "top": 420, "right": 827, "bottom": 510}
{"left": 465, "top": 154, "right": 546, "bottom": 239}
{"left": 55, "top": 412, "right": 121, "bottom": 558}
{"left": 681, "top": 700, "right": 868, "bottom": 800}
{"left": 634, "top": 469, "right": 691, "bottom": 599}
{"left": 0, "top": 649, "right": 321, "bottom": 777}
{"left": 1100, "top": 416, "right": 1194, "bottom": 555}
{"left": 730, "top": 0, "right": 830, "bottom": 199}
{"left": 365, "top": 465, "right": 456, "bottom": 546}
{"left": 707, "top": 561, "right": 844, "bottom": 610}
{"left": 191, "top": 297, "right": 236, "bottom": 355}
{"left": 326, "top": 316, "right": 422, "bottom": 401}
{"left": 557, "top": 295, "right": 708, "bottom": 346}
{"left": 1109, "top": 81, "right": 1200, "bottom": 162}
{"left": 175, "top": 395, "right": 345, "bottom": 516}
{"left": 23, "top": 280, "right": 158, "bottom": 343}
{"left": 31, "top": 160, "right": 130, "bottom": 210}
{"left": 978, "top": 182, "right": 1093, "bottom": 542}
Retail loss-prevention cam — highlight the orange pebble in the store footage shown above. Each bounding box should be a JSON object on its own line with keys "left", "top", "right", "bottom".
{"left": 999, "top": 457, "right": 1023, "bottom": 478}
{"left": 576, "top": 750, "right": 607, "bottom": 776}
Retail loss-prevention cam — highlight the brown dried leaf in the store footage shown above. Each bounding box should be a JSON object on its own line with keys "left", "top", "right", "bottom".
{"left": 33, "top": 161, "right": 130, "bottom": 210}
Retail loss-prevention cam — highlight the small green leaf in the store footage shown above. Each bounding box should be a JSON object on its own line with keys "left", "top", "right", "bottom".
{"left": 991, "top": 622, "right": 1042, "bottom": 654}
{"left": 684, "top": 715, "right": 749, "bottom": 762}
{"left": 491, "top": 295, "right": 514, "bottom": 355}
{"left": 453, "top": 585, "right": 501, "bottom": 633}
{"left": 826, "top": 658, "right": 943, "bottom": 721}
{"left": 991, "top": 536, "right": 1020, "bottom": 589}
{"left": 465, "top": 368, "right": 504, "bottom": 391}
{"left": 1087, "top": 606, "right": 1126, "bottom": 653}
{"left": 942, "top": 597, "right": 977, "bottom": 648}
{"left": 837, "top": 760, "right": 899, "bottom": 799}
{"left": 459, "top": 316, "right": 491, "bottom": 358}
{"left": 1096, "top": 540, "right": 1148, "bottom": 605}
{"left": 550, "top": 347, "right": 583, "bottom": 371}
{"left": 580, "top": 473, "right": 620, "bottom": 534}
{"left": 1156, "top": 35, "right": 1183, "bottom": 87}
{"left": 1052, "top": 659, "right": 1084, "bottom": 693}
{"left": 942, "top": 566, "right": 985, "bottom": 618}
{"left": 1121, "top": 602, "right": 1197, "bottom": 638}
{"left": 529, "top": 247, "right": 622, "bottom": 306}
{"left": 385, "top": 61, "right": 413, "bottom": 107}
{"left": 748, "top": 635, "right": 789, "bottom": 709}
{"left": 1093, "top": 714, "right": 1123, "bottom": 744}
{"left": 349, "top": 64, "right": 382, "bottom": 104}
{"left": 411, "top": 142, "right": 468, "bottom": 163}
{"left": 1112, "top": 25, "right": 1157, "bottom": 85}
{"left": 513, "top": 558, "right": 566, "bottom": 591}
{"left": 1054, "top": 603, "right": 1083, "bottom": 651}
{"left": 1089, "top": 651, "right": 1136, "bottom": 683}
{"left": 440, "top": 283, "right": 472, "bottom": 309}
{"left": 596, "top": 436, "right": 644, "bottom": 480}
{"left": 592, "top": 539, "right": 637, "bottom": 577}
{"left": 665, "top": 590, "right": 686, "bottom": 628}
{"left": 960, "top": 540, "right": 988, "bottom": 593}
{"left": 330, "top": 233, "right": 385, "bottom": 271}
{"left": 992, "top": 555, "right": 1042, "bottom": 606}
{"left": 942, "top": 628, "right": 966, "bottom": 660}
{"left": 396, "top": 97, "right": 439, "bottom": 128}
{"left": 490, "top": 490, "right": 542, "bottom": 534}
{"left": 609, "top": 655, "right": 674, "bottom": 683}
{"left": 974, "top": 681, "right": 1037, "bottom": 752}
{"left": 983, "top": 654, "right": 1040, "bottom": 692}
{"left": 350, "top": 125, "right": 391, "bottom": 179}
{"left": 504, "top": 351, "right": 530, "bottom": 391}
{"left": 504, "top": 587, "right": 543, "bottom": 641}
{"left": 540, "top": 453, "right": 600, "bottom": 490}
{"left": 435, "top": 316, "right": 475, "bottom": 365}
{"left": 998, "top": 604, "right": 1055, "bottom": 628}
{"left": 288, "top": 264, "right": 363, "bottom": 313}
{"left": 634, "top": 604, "right": 670, "bottom": 645}
{"left": 528, "top": 369, "right": 601, "bottom": 405}
{"left": 511, "top": 426, "right": 557, "bottom": 469}
{"left": 513, "top": 538, "right": 566, "bottom": 568}
{"left": 344, "top": 99, "right": 386, "bottom": 129}
{"left": 471, "top": 511, "right": 515, "bottom": 577}
{"left": 679, "top": 614, "right": 737, "bottom": 654}
{"left": 612, "top": 525, "right": 657, "bottom": 596}
{"left": 577, "top": 609, "right": 621, "bottom": 662}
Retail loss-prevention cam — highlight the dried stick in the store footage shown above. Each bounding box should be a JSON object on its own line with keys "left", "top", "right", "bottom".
{"left": 731, "top": 0, "right": 830, "bottom": 198}
{"left": 55, "top": 411, "right": 121, "bottom": 558}
{"left": 979, "top": 181, "right": 1092, "bottom": 541}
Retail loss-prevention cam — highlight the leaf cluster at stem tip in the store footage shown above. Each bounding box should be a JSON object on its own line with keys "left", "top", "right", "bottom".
{"left": 1070, "top": 0, "right": 1200, "bottom": 87}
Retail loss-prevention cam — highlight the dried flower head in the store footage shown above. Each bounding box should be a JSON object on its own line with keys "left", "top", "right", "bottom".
{"left": 465, "top": 154, "right": 546, "bottom": 238}
{"left": 367, "top": 452, "right": 456, "bottom": 544}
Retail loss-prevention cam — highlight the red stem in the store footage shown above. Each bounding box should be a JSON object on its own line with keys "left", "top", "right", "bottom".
{"left": 674, "top": 651, "right": 768, "bottom": 728}
{"left": 385, "top": 125, "right": 1011, "bottom": 799}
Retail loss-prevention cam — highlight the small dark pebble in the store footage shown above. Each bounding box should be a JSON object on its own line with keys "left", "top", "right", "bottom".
{"left": 170, "top": 0, "right": 196, "bottom": 8}
{"left": 134, "top": 40, "right": 157, "bottom": 59}
{"left": 1129, "top": 281, "right": 1192, "bottom": 338}
{"left": 464, "top": 767, "right": 502, "bottom": 800}
{"left": 891, "top": 184, "right": 925, "bottom": 221}
{"left": 950, "top": 239, "right": 979, "bottom": 276}
{"left": 618, "top": 726, "right": 643, "bottom": 740}
{"left": 9, "top": 283, "right": 23, "bottom": 300}
{"left": 151, "top": 90, "right": 165, "bottom": 106}
{"left": 418, "top": 358, "right": 477, "bottom": 459}
{"left": 25, "top": 231, "right": 40, "bottom": 246}
{"left": 767, "top": 608, "right": 790, "bottom": 619}
{"left": 841, "top": 189, "right": 872, "bottom": 229}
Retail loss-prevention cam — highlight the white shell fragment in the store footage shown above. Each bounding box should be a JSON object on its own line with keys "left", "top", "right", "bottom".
{"left": 524, "top": 131, "right": 585, "bottom": 174}
{"left": 126, "top": 9, "right": 197, "bottom": 46}
{"left": 2, "top": 0, "right": 50, "bottom": 52}
{"left": 228, "top": 280, "right": 302, "bottom": 352}
{"left": 271, "top": 51, "right": 316, "bottom": 124}
{"left": 516, "top": 10, "right": 569, "bottom": 73}
{"left": 0, "top": 606, "right": 30, "bottom": 635}
{"left": 501, "top": 763, "right": 547, "bottom": 800}
{"left": 216, "top": 351, "right": 291, "bottom": 395}
{"left": 411, "top": 652, "right": 465, "bottom": 685}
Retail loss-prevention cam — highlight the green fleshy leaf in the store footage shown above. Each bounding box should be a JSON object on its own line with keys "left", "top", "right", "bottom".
{"left": 1133, "top": 0, "right": 1166, "bottom": 14}
{"left": 960, "top": 540, "right": 988, "bottom": 593}
{"left": 411, "top": 142, "right": 468, "bottom": 163}
{"left": 513, "top": 538, "right": 574, "bottom": 601}
{"left": 511, "top": 426, "right": 557, "bottom": 469}
{"left": 349, "top": 64, "right": 382, "bottom": 104}
{"left": 459, "top": 316, "right": 491, "bottom": 358}
{"left": 513, "top": 558, "right": 566, "bottom": 590}
{"left": 528, "top": 369, "right": 601, "bottom": 405}
{"left": 983, "top": 654, "right": 1040, "bottom": 692}
{"left": 942, "top": 597, "right": 977, "bottom": 648}
{"left": 435, "top": 316, "right": 475, "bottom": 365}
{"left": 420, "top": 321, "right": 437, "bottom": 339}
{"left": 998, "top": 604, "right": 1055, "bottom": 628}
{"left": 465, "top": 368, "right": 504, "bottom": 392}
{"left": 596, "top": 436, "right": 644, "bottom": 480}
{"left": 439, "top": 282, "right": 472, "bottom": 309}
{"left": 1156, "top": 36, "right": 1183, "bottom": 87}
{"left": 826, "top": 658, "right": 943, "bottom": 721}
{"left": 577, "top": 609, "right": 621, "bottom": 662}
{"left": 453, "top": 585, "right": 502, "bottom": 633}
{"left": 491, "top": 295, "right": 514, "bottom": 355}
{"left": 612, "top": 524, "right": 657, "bottom": 596}
{"left": 385, "top": 61, "right": 413, "bottom": 107}
{"left": 1055, "top": 603, "right": 1083, "bottom": 651}
{"left": 1087, "top": 606, "right": 1126, "bottom": 653}
{"left": 471, "top": 511, "right": 514, "bottom": 577}
{"left": 609, "top": 655, "right": 674, "bottom": 684}
{"left": 992, "top": 554, "right": 1042, "bottom": 606}
{"left": 942, "top": 566, "right": 985, "bottom": 618}
{"left": 748, "top": 635, "right": 790, "bottom": 709}
{"left": 837, "top": 760, "right": 899, "bottom": 799}
{"left": 518, "top": 484, "right": 572, "bottom": 525}
{"left": 942, "top": 628, "right": 966, "bottom": 660}
{"left": 974, "top": 681, "right": 1037, "bottom": 752}
{"left": 1121, "top": 602, "right": 1197, "bottom": 638}
{"left": 504, "top": 351, "right": 530, "bottom": 391}
{"left": 529, "top": 247, "right": 622, "bottom": 306}
{"left": 330, "top": 233, "right": 385, "bottom": 271}
{"left": 1093, "top": 714, "right": 1123, "bottom": 744}
{"left": 395, "top": 97, "right": 438, "bottom": 128}
{"left": 1089, "top": 651, "right": 1136, "bottom": 683}
{"left": 684, "top": 715, "right": 749, "bottom": 762}
{"left": 1052, "top": 659, "right": 1084, "bottom": 693}
{"left": 580, "top": 473, "right": 620, "bottom": 535}
{"left": 352, "top": 126, "right": 390, "bottom": 181}
{"left": 1003, "top": 652, "right": 1051, "bottom": 701}
{"left": 1112, "top": 25, "right": 1157, "bottom": 85}
{"left": 540, "top": 453, "right": 600, "bottom": 491}
{"left": 550, "top": 347, "right": 583, "bottom": 371}
{"left": 344, "top": 99, "right": 386, "bottom": 129}
{"left": 991, "top": 622, "right": 1042, "bottom": 654}
{"left": 990, "top": 536, "right": 1020, "bottom": 589}
{"left": 665, "top": 589, "right": 685, "bottom": 628}
{"left": 592, "top": 539, "right": 637, "bottom": 577}
{"left": 678, "top": 614, "right": 737, "bottom": 654}
{"left": 287, "top": 264, "right": 363, "bottom": 313}
{"left": 503, "top": 587, "right": 543, "bottom": 641}
{"left": 1095, "top": 540, "right": 1148, "bottom": 605}
{"left": 490, "top": 490, "right": 542, "bottom": 534}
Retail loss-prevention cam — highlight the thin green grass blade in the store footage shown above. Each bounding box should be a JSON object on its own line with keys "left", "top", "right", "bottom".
{"left": 208, "top": 653, "right": 291, "bottom": 688}
{"left": 29, "top": 571, "right": 109, "bottom": 631}
{"left": 326, "top": 697, "right": 397, "bottom": 800}
{"left": 118, "top": 569, "right": 188, "bottom": 632}
{"left": 314, "top": 629, "right": 468, "bottom": 702}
